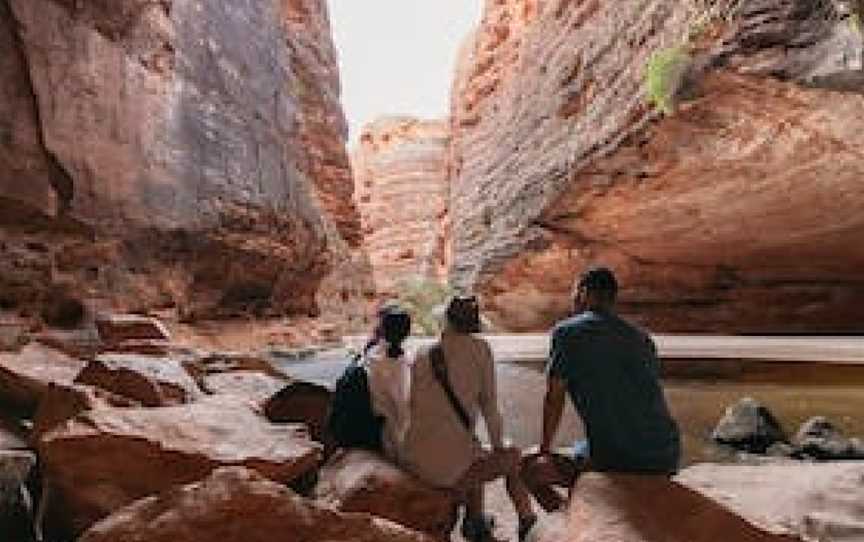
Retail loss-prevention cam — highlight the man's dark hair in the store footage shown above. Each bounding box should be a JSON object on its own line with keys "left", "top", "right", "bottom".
{"left": 445, "top": 295, "right": 482, "bottom": 334}
{"left": 576, "top": 266, "right": 618, "bottom": 300}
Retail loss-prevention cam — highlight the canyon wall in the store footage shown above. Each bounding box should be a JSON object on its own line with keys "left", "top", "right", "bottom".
{"left": 449, "top": 0, "right": 864, "bottom": 332}
{"left": 0, "top": 0, "right": 367, "bottom": 323}
{"left": 353, "top": 117, "right": 449, "bottom": 295}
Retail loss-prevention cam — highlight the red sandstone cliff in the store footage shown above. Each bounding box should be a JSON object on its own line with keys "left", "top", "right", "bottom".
{"left": 353, "top": 117, "right": 450, "bottom": 295}
{"left": 449, "top": 0, "right": 864, "bottom": 332}
{"left": 0, "top": 0, "right": 364, "bottom": 322}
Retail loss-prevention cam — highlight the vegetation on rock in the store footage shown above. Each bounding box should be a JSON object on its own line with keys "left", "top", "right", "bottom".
{"left": 645, "top": 47, "right": 692, "bottom": 115}
{"left": 392, "top": 277, "right": 453, "bottom": 336}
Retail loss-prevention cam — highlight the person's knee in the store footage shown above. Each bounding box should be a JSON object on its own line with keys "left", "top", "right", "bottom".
{"left": 496, "top": 446, "right": 522, "bottom": 473}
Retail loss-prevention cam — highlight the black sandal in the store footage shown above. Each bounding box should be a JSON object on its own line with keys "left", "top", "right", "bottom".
{"left": 461, "top": 514, "right": 496, "bottom": 542}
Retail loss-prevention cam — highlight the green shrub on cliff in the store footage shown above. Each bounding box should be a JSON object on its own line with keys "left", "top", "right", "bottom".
{"left": 645, "top": 46, "right": 691, "bottom": 115}
{"left": 394, "top": 276, "right": 453, "bottom": 335}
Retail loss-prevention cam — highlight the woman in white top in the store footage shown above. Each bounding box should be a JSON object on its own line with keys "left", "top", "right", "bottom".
{"left": 363, "top": 304, "right": 412, "bottom": 463}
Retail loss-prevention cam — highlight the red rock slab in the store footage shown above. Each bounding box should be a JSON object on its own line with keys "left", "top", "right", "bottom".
{"left": 74, "top": 354, "right": 202, "bottom": 407}
{"left": 314, "top": 449, "right": 457, "bottom": 539}
{"left": 30, "top": 381, "right": 138, "bottom": 441}
{"left": 201, "top": 371, "right": 288, "bottom": 407}
{"left": 98, "top": 339, "right": 172, "bottom": 357}
{"left": 78, "top": 466, "right": 432, "bottom": 542}
{"left": 95, "top": 314, "right": 171, "bottom": 344}
{"left": 0, "top": 343, "right": 86, "bottom": 414}
{"left": 547, "top": 472, "right": 801, "bottom": 542}
{"left": 38, "top": 397, "right": 323, "bottom": 539}
{"left": 677, "top": 462, "right": 864, "bottom": 542}
{"left": 181, "top": 351, "right": 286, "bottom": 384}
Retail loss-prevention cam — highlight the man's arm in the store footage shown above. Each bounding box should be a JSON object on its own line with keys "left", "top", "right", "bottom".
{"left": 540, "top": 376, "right": 567, "bottom": 454}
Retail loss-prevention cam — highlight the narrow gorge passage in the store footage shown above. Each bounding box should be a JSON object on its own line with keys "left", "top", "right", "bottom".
{"left": 0, "top": 1, "right": 863, "bottom": 542}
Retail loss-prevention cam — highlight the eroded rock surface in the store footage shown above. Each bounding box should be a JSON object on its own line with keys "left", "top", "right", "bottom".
{"left": 449, "top": 0, "right": 864, "bottom": 332}
{"left": 353, "top": 117, "right": 450, "bottom": 295}
{"left": 78, "top": 467, "right": 432, "bottom": 542}
{"left": 74, "top": 354, "right": 202, "bottom": 407}
{"left": 0, "top": 0, "right": 362, "bottom": 322}
{"left": 38, "top": 397, "right": 322, "bottom": 538}
{"left": 0, "top": 343, "right": 86, "bottom": 414}
{"left": 551, "top": 472, "right": 800, "bottom": 542}
{"left": 314, "top": 449, "right": 457, "bottom": 538}
{"left": 678, "top": 462, "right": 864, "bottom": 542}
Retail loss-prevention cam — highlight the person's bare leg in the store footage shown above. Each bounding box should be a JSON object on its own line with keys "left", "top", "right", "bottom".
{"left": 505, "top": 471, "right": 535, "bottom": 520}
{"left": 464, "top": 483, "right": 484, "bottom": 522}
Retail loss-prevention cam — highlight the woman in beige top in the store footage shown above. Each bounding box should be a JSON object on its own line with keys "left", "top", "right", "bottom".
{"left": 401, "top": 296, "right": 537, "bottom": 542}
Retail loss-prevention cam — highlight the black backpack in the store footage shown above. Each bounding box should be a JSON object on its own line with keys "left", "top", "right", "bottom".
{"left": 326, "top": 355, "right": 384, "bottom": 452}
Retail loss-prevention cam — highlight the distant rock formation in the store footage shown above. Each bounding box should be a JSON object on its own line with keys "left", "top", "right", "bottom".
{"left": 352, "top": 117, "right": 450, "bottom": 295}
{"left": 448, "top": 0, "right": 864, "bottom": 332}
{"left": 0, "top": 0, "right": 366, "bottom": 322}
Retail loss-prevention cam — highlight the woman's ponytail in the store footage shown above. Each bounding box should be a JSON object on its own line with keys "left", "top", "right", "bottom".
{"left": 380, "top": 307, "right": 411, "bottom": 359}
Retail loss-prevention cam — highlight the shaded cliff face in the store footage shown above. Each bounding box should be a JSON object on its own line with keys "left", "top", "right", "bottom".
{"left": 449, "top": 0, "right": 864, "bottom": 332}
{"left": 0, "top": 0, "right": 362, "bottom": 320}
{"left": 353, "top": 118, "right": 449, "bottom": 295}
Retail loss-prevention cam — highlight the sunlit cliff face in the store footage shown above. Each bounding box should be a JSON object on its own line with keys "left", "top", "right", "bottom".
{"left": 444, "top": 0, "right": 864, "bottom": 333}
{"left": 352, "top": 117, "right": 450, "bottom": 295}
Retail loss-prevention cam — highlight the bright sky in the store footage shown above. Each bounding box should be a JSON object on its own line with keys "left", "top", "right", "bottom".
{"left": 327, "top": 1, "right": 482, "bottom": 142}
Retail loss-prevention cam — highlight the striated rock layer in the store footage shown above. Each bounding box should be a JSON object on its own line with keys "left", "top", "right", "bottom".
{"left": 448, "top": 0, "right": 864, "bottom": 332}
{"left": 353, "top": 117, "right": 450, "bottom": 295}
{"left": 0, "top": 0, "right": 364, "bottom": 322}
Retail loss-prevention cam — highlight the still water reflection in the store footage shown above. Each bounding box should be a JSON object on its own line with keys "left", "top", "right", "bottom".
{"left": 279, "top": 355, "right": 864, "bottom": 466}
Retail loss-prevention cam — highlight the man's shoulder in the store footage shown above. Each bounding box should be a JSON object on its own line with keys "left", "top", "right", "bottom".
{"left": 553, "top": 313, "right": 600, "bottom": 337}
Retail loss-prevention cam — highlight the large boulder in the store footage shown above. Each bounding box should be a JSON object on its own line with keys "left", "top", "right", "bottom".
{"left": 314, "top": 449, "right": 457, "bottom": 538}
{"left": 711, "top": 398, "right": 787, "bottom": 453}
{"left": 677, "top": 462, "right": 864, "bottom": 542}
{"left": 793, "top": 417, "right": 864, "bottom": 460}
{"left": 557, "top": 472, "right": 799, "bottom": 542}
{"left": 0, "top": 343, "right": 86, "bottom": 414}
{"left": 30, "top": 381, "right": 138, "bottom": 440}
{"left": 78, "top": 467, "right": 431, "bottom": 542}
{"left": 74, "top": 354, "right": 202, "bottom": 407}
{"left": 264, "top": 380, "right": 333, "bottom": 444}
{"left": 37, "top": 397, "right": 322, "bottom": 539}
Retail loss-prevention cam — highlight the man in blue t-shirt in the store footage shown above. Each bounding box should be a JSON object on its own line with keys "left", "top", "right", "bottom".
{"left": 538, "top": 266, "right": 680, "bottom": 477}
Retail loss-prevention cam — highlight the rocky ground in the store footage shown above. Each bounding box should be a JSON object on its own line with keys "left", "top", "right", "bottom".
{"left": 2, "top": 313, "right": 864, "bottom": 541}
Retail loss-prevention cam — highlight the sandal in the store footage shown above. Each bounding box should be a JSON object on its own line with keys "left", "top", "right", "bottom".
{"left": 461, "top": 514, "right": 496, "bottom": 542}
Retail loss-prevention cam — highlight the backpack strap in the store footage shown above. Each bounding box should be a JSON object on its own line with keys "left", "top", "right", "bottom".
{"left": 429, "top": 343, "right": 472, "bottom": 431}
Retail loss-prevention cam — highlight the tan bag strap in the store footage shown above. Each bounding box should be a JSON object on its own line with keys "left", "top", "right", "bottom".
{"left": 429, "top": 343, "right": 472, "bottom": 431}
